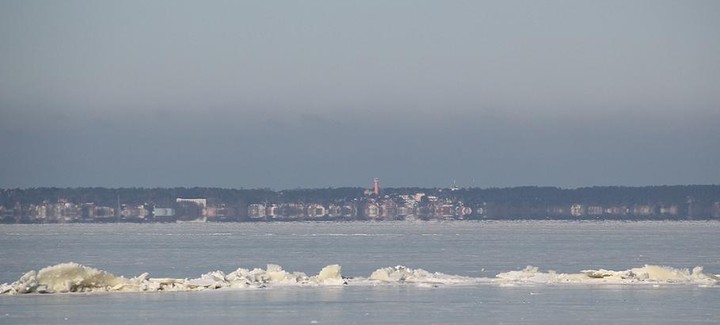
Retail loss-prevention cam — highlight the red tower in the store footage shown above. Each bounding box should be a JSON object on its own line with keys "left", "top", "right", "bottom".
{"left": 374, "top": 178, "right": 379, "bottom": 196}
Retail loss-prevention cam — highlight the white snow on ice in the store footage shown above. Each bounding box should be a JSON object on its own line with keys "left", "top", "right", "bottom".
{"left": 2, "top": 263, "right": 718, "bottom": 295}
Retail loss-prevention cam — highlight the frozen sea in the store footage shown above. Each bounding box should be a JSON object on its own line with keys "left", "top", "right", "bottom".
{"left": 1, "top": 220, "right": 719, "bottom": 324}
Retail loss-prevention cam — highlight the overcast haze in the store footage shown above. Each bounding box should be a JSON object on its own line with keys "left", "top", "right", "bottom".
{"left": 1, "top": 0, "right": 719, "bottom": 189}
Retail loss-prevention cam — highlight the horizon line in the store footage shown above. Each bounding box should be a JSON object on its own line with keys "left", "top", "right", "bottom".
{"left": 2, "top": 184, "right": 719, "bottom": 191}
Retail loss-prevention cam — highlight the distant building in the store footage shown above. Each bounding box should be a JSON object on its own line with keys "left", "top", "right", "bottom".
{"left": 176, "top": 198, "right": 207, "bottom": 208}
{"left": 266, "top": 204, "right": 278, "bottom": 218}
{"left": 121, "top": 205, "right": 149, "bottom": 220}
{"left": 248, "top": 204, "right": 266, "bottom": 219}
{"left": 570, "top": 204, "right": 585, "bottom": 217}
{"left": 279, "top": 203, "right": 305, "bottom": 219}
{"left": 153, "top": 208, "right": 175, "bottom": 217}
{"left": 327, "top": 204, "right": 342, "bottom": 218}
{"left": 307, "top": 204, "right": 327, "bottom": 218}
{"left": 456, "top": 206, "right": 473, "bottom": 217}
{"left": 604, "top": 206, "right": 628, "bottom": 215}
{"left": 633, "top": 205, "right": 654, "bottom": 216}
{"left": 587, "top": 206, "right": 603, "bottom": 216}
{"left": 365, "top": 202, "right": 380, "bottom": 219}
{"left": 659, "top": 205, "right": 679, "bottom": 215}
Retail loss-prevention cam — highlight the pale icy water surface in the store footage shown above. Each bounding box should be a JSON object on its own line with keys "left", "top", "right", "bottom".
{"left": 1, "top": 221, "right": 719, "bottom": 324}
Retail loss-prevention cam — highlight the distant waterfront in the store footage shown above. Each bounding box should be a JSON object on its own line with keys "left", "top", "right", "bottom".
{"left": 1, "top": 185, "right": 719, "bottom": 223}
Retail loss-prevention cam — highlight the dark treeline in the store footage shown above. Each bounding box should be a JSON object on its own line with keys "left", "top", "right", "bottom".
{"left": 1, "top": 185, "right": 719, "bottom": 209}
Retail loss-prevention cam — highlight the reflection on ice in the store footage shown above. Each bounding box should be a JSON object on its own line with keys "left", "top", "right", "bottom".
{"left": 2, "top": 262, "right": 718, "bottom": 295}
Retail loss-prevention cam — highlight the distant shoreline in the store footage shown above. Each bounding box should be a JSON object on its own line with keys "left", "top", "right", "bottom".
{"left": 2, "top": 185, "right": 719, "bottom": 223}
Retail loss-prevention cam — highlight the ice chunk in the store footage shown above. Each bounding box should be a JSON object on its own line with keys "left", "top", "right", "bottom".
{"left": 265, "top": 264, "right": 290, "bottom": 282}
{"left": 629, "top": 265, "right": 719, "bottom": 282}
{"left": 36, "top": 262, "right": 131, "bottom": 293}
{"left": 0, "top": 270, "right": 38, "bottom": 295}
{"left": 369, "top": 265, "right": 476, "bottom": 285}
{"left": 316, "top": 264, "right": 343, "bottom": 285}
{"left": 497, "top": 265, "right": 720, "bottom": 285}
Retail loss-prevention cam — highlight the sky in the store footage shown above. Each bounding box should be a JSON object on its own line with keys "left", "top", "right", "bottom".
{"left": 1, "top": 0, "right": 719, "bottom": 189}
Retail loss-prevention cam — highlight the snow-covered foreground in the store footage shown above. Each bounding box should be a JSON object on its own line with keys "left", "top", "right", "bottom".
{"left": 2, "top": 262, "right": 718, "bottom": 295}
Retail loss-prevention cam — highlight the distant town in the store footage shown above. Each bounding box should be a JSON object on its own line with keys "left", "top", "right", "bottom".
{"left": 1, "top": 183, "right": 719, "bottom": 223}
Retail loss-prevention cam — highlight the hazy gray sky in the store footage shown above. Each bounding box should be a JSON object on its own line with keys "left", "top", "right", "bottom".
{"left": 1, "top": 0, "right": 719, "bottom": 189}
